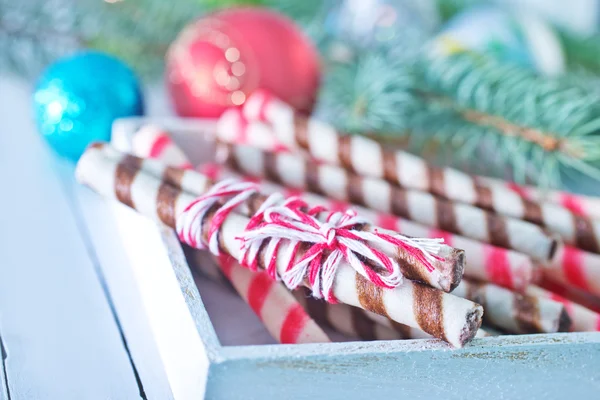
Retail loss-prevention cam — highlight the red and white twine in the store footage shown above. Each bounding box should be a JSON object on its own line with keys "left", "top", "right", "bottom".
{"left": 176, "top": 179, "right": 445, "bottom": 301}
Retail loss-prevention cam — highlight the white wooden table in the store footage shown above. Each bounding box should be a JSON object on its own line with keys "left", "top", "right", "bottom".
{"left": 0, "top": 76, "right": 175, "bottom": 399}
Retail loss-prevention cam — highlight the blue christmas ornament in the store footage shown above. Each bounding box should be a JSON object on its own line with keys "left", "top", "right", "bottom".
{"left": 33, "top": 51, "right": 144, "bottom": 160}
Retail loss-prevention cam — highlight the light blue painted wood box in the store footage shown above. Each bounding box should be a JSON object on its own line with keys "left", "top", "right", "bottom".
{"left": 108, "top": 117, "right": 600, "bottom": 400}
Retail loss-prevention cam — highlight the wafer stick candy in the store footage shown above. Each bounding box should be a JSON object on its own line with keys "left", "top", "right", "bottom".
{"left": 76, "top": 145, "right": 483, "bottom": 347}
{"left": 215, "top": 254, "right": 330, "bottom": 343}
{"left": 234, "top": 94, "right": 600, "bottom": 254}
{"left": 541, "top": 245, "right": 600, "bottom": 298}
{"left": 292, "top": 289, "right": 405, "bottom": 341}
{"left": 478, "top": 176, "right": 600, "bottom": 220}
{"left": 118, "top": 142, "right": 466, "bottom": 293}
{"left": 131, "top": 126, "right": 534, "bottom": 291}
{"left": 452, "top": 279, "right": 570, "bottom": 334}
{"left": 220, "top": 142, "right": 558, "bottom": 262}
{"left": 526, "top": 285, "right": 600, "bottom": 332}
{"left": 363, "top": 311, "right": 491, "bottom": 339}
{"left": 132, "top": 124, "right": 193, "bottom": 169}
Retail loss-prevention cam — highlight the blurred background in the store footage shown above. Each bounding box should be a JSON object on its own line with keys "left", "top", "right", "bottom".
{"left": 3, "top": 0, "right": 600, "bottom": 190}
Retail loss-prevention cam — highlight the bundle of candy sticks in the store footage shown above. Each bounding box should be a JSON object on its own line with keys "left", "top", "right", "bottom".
{"left": 213, "top": 91, "right": 600, "bottom": 335}
{"left": 135, "top": 111, "right": 597, "bottom": 341}
{"left": 76, "top": 91, "right": 600, "bottom": 348}
{"left": 78, "top": 140, "right": 483, "bottom": 348}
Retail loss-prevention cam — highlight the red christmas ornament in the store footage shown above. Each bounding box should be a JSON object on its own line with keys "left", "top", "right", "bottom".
{"left": 166, "top": 7, "right": 321, "bottom": 118}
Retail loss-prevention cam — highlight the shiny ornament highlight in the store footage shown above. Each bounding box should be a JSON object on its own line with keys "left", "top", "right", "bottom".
{"left": 33, "top": 51, "right": 144, "bottom": 160}
{"left": 166, "top": 7, "right": 321, "bottom": 118}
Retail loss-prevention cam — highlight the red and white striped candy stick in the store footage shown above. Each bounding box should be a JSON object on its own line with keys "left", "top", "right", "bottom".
{"left": 452, "top": 279, "right": 571, "bottom": 334}
{"left": 77, "top": 145, "right": 483, "bottom": 347}
{"left": 220, "top": 142, "right": 559, "bottom": 262}
{"left": 526, "top": 285, "right": 600, "bottom": 332}
{"left": 478, "top": 176, "right": 600, "bottom": 220}
{"left": 132, "top": 124, "right": 194, "bottom": 170}
{"left": 542, "top": 245, "right": 600, "bottom": 298}
{"left": 130, "top": 127, "right": 330, "bottom": 344}
{"left": 125, "top": 133, "right": 467, "bottom": 294}
{"left": 216, "top": 254, "right": 330, "bottom": 343}
{"left": 237, "top": 93, "right": 600, "bottom": 254}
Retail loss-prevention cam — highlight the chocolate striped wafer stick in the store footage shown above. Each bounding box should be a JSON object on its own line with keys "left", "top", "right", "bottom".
{"left": 292, "top": 289, "right": 406, "bottom": 341}
{"left": 216, "top": 254, "right": 330, "bottom": 343}
{"left": 452, "top": 279, "right": 571, "bottom": 334}
{"left": 478, "top": 176, "right": 600, "bottom": 219}
{"left": 526, "top": 285, "right": 600, "bottom": 332}
{"left": 132, "top": 125, "right": 533, "bottom": 290}
{"left": 236, "top": 94, "right": 600, "bottom": 253}
{"left": 76, "top": 145, "right": 483, "bottom": 347}
{"left": 220, "top": 143, "right": 558, "bottom": 262}
{"left": 115, "top": 143, "right": 466, "bottom": 294}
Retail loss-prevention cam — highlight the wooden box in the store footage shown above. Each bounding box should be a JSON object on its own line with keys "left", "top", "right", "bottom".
{"left": 103, "top": 117, "right": 600, "bottom": 399}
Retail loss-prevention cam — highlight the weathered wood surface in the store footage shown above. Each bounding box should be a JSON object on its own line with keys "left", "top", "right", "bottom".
{"left": 206, "top": 333, "right": 600, "bottom": 399}
{"left": 0, "top": 77, "right": 165, "bottom": 398}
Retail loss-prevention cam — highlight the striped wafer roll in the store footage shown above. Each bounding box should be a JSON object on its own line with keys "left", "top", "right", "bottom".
{"left": 216, "top": 254, "right": 330, "bottom": 343}
{"left": 478, "top": 176, "right": 600, "bottom": 220}
{"left": 452, "top": 279, "right": 571, "bottom": 334}
{"left": 132, "top": 124, "right": 193, "bottom": 169}
{"left": 132, "top": 125, "right": 533, "bottom": 291}
{"left": 542, "top": 245, "right": 600, "bottom": 298}
{"left": 363, "top": 311, "right": 491, "bottom": 339}
{"left": 221, "top": 143, "right": 558, "bottom": 262}
{"left": 292, "top": 289, "right": 405, "bottom": 341}
{"left": 237, "top": 94, "right": 600, "bottom": 253}
{"left": 76, "top": 146, "right": 483, "bottom": 347}
{"left": 116, "top": 144, "right": 467, "bottom": 294}
{"left": 526, "top": 285, "right": 600, "bottom": 332}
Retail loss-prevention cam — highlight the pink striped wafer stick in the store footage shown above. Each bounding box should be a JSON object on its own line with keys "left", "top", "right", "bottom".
{"left": 217, "top": 254, "right": 330, "bottom": 343}
{"left": 234, "top": 94, "right": 600, "bottom": 253}
{"left": 131, "top": 127, "right": 330, "bottom": 344}
{"left": 478, "top": 176, "right": 600, "bottom": 219}
{"left": 220, "top": 142, "right": 559, "bottom": 262}
{"left": 122, "top": 138, "right": 467, "bottom": 294}
{"left": 452, "top": 279, "right": 571, "bottom": 334}
{"left": 542, "top": 245, "right": 600, "bottom": 298}
{"left": 132, "top": 124, "right": 194, "bottom": 170}
{"left": 77, "top": 145, "right": 483, "bottom": 347}
{"left": 526, "top": 285, "right": 600, "bottom": 332}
